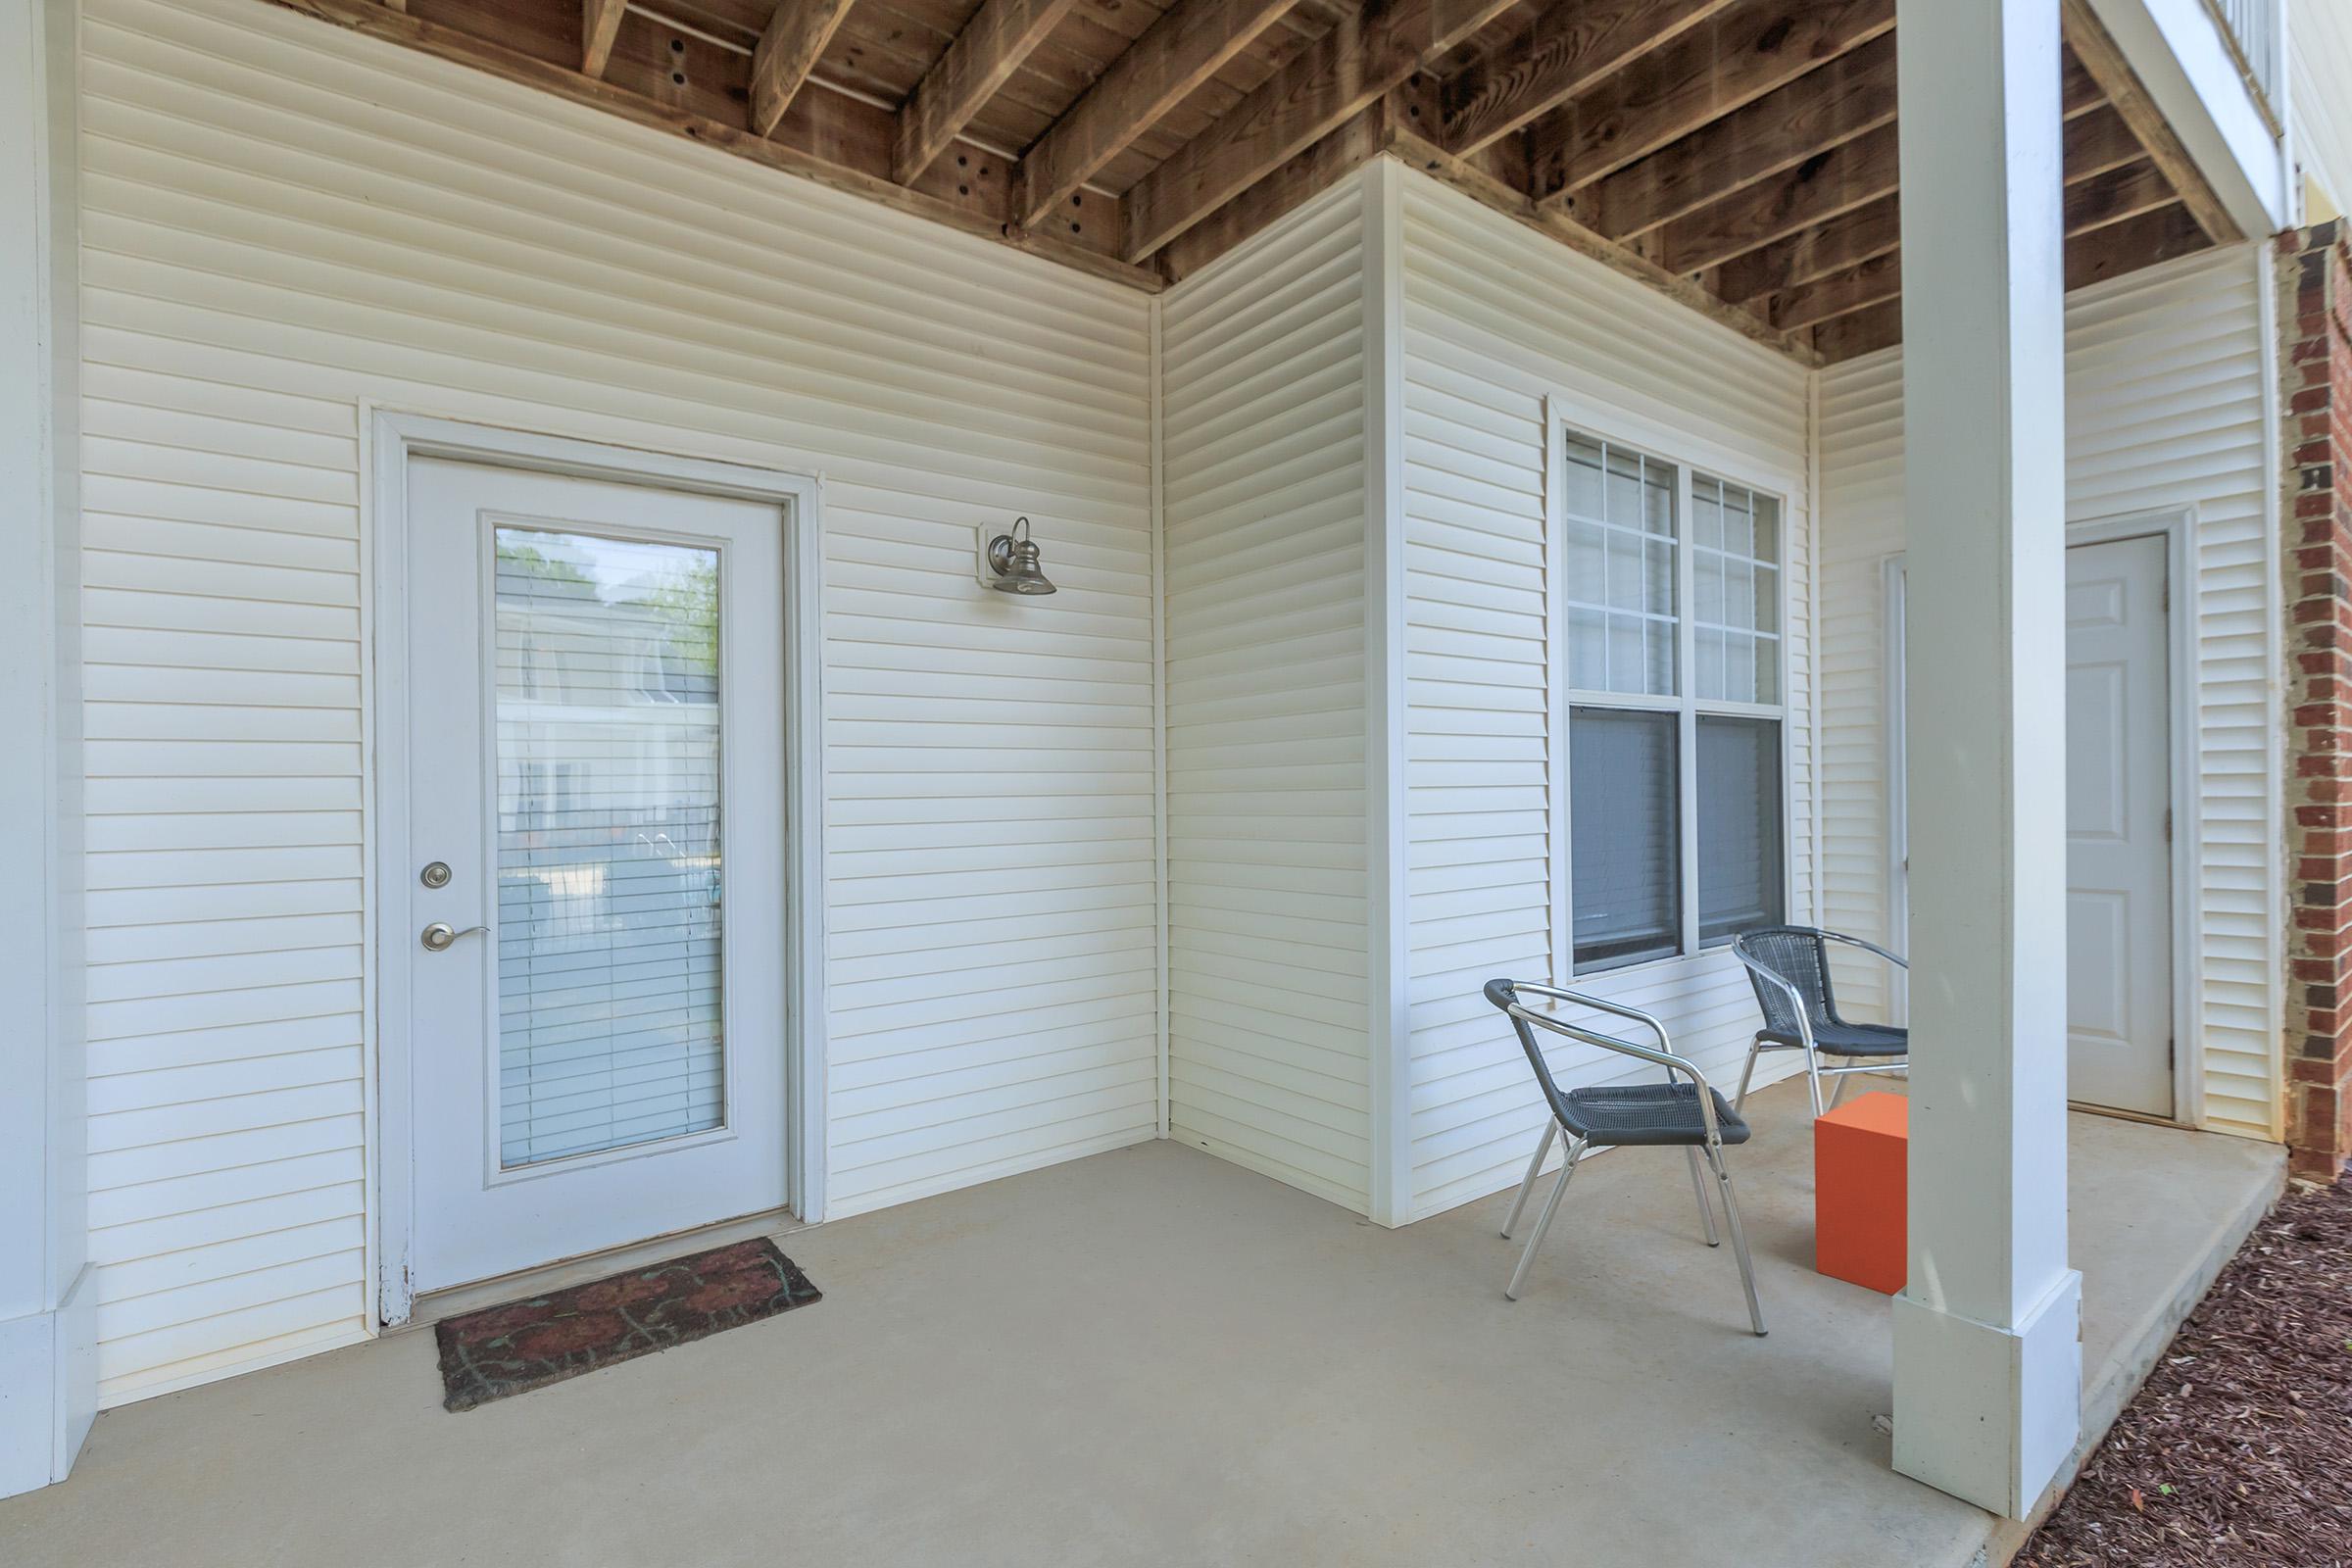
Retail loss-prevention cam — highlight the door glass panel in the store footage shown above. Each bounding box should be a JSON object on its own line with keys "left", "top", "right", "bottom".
{"left": 494, "top": 527, "right": 724, "bottom": 1168}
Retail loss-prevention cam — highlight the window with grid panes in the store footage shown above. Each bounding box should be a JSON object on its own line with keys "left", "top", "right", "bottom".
{"left": 1560, "top": 426, "right": 1788, "bottom": 973}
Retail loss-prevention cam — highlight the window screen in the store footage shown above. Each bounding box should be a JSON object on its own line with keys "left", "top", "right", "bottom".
{"left": 1697, "top": 714, "right": 1785, "bottom": 945}
{"left": 1570, "top": 707, "right": 1681, "bottom": 972}
{"left": 1562, "top": 431, "right": 1678, "bottom": 697}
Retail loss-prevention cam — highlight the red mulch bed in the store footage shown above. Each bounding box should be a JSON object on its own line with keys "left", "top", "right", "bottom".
{"left": 2016, "top": 1174, "right": 2352, "bottom": 1567}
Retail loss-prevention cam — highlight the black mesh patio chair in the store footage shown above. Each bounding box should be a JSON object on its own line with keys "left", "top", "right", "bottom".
{"left": 1484, "top": 978, "right": 1764, "bottom": 1336}
{"left": 1730, "top": 926, "right": 1910, "bottom": 1118}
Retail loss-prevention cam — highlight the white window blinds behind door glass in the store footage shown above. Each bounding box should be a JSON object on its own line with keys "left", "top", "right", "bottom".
{"left": 494, "top": 528, "right": 726, "bottom": 1168}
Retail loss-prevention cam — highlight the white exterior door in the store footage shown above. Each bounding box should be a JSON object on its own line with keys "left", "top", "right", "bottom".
{"left": 2063, "top": 533, "right": 2174, "bottom": 1118}
{"left": 403, "top": 458, "right": 790, "bottom": 1294}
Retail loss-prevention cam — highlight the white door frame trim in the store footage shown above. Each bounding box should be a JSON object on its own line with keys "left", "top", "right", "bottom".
{"left": 1882, "top": 504, "right": 2204, "bottom": 1127}
{"left": 366, "top": 411, "right": 828, "bottom": 1327}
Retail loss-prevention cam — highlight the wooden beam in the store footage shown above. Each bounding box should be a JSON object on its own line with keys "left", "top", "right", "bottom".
{"left": 1387, "top": 126, "right": 1818, "bottom": 364}
{"left": 895, "top": 0, "right": 1085, "bottom": 185}
{"left": 2062, "top": 102, "right": 2144, "bottom": 184}
{"left": 1015, "top": 0, "right": 1302, "bottom": 231}
{"left": 2061, "top": 46, "right": 2102, "bottom": 119}
{"left": 1651, "top": 117, "right": 1896, "bottom": 273}
{"left": 581, "top": 0, "right": 625, "bottom": 75}
{"left": 1710, "top": 189, "right": 1897, "bottom": 303}
{"left": 1527, "top": 0, "right": 1893, "bottom": 205}
{"left": 260, "top": 0, "right": 1161, "bottom": 291}
{"left": 1762, "top": 249, "right": 1897, "bottom": 330}
{"left": 750, "top": 0, "right": 860, "bottom": 136}
{"left": 1118, "top": 0, "right": 1525, "bottom": 262}
{"left": 2064, "top": 199, "right": 2210, "bottom": 290}
{"left": 1576, "top": 29, "right": 1894, "bottom": 241}
{"left": 1437, "top": 0, "right": 1732, "bottom": 159}
{"left": 2059, "top": 0, "right": 2239, "bottom": 243}
{"left": 1158, "top": 100, "right": 1391, "bottom": 281}
{"left": 1720, "top": 138, "right": 2170, "bottom": 311}
{"left": 1811, "top": 297, "right": 1900, "bottom": 363}
{"left": 2064, "top": 156, "right": 2177, "bottom": 236}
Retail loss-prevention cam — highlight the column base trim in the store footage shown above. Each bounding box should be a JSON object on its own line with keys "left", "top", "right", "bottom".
{"left": 0, "top": 1264, "right": 97, "bottom": 1500}
{"left": 1892, "top": 1267, "right": 2083, "bottom": 1518}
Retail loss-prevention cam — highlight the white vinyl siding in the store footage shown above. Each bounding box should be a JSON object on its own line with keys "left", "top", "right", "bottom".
{"left": 2291, "top": 0, "right": 2352, "bottom": 219}
{"left": 1160, "top": 178, "right": 1373, "bottom": 1214}
{"left": 1395, "top": 171, "right": 1816, "bottom": 1221}
{"left": 79, "top": 0, "right": 1156, "bottom": 1404}
{"left": 1816, "top": 244, "right": 2280, "bottom": 1140}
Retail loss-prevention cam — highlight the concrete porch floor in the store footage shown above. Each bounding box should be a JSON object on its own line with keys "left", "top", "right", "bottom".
{"left": 0, "top": 1079, "right": 2284, "bottom": 1568}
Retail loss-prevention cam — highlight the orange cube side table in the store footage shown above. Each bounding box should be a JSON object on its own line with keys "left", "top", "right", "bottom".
{"left": 1814, "top": 1091, "right": 1907, "bottom": 1295}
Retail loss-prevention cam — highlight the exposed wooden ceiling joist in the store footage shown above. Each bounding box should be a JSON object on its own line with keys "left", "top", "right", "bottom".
{"left": 2065, "top": 199, "right": 2208, "bottom": 289}
{"left": 1652, "top": 116, "right": 1894, "bottom": 273}
{"left": 1527, "top": 0, "right": 1893, "bottom": 206}
{"left": 1437, "top": 0, "right": 1734, "bottom": 159}
{"left": 581, "top": 0, "right": 626, "bottom": 74}
{"left": 1015, "top": 0, "right": 1305, "bottom": 231}
{"left": 1391, "top": 125, "right": 1818, "bottom": 362}
{"left": 1757, "top": 153, "right": 2175, "bottom": 334}
{"left": 1576, "top": 28, "right": 1893, "bottom": 241}
{"left": 1712, "top": 189, "right": 1897, "bottom": 304}
{"left": 2066, "top": 156, "right": 2179, "bottom": 236}
{"left": 895, "top": 0, "right": 1088, "bottom": 183}
{"left": 1765, "top": 248, "right": 1895, "bottom": 330}
{"left": 1810, "top": 297, "right": 1899, "bottom": 360}
{"left": 1117, "top": 0, "right": 1529, "bottom": 262}
{"left": 252, "top": 0, "right": 2236, "bottom": 369}
{"left": 750, "top": 0, "right": 861, "bottom": 135}
{"left": 2059, "top": 0, "right": 2239, "bottom": 243}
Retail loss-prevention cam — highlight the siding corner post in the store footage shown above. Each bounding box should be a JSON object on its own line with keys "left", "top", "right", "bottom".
{"left": 1362, "top": 156, "right": 1413, "bottom": 1228}
{"left": 1889, "top": 0, "right": 2081, "bottom": 1520}
{"left": 0, "top": 0, "right": 92, "bottom": 1499}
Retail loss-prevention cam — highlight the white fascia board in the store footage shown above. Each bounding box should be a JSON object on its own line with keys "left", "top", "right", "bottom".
{"left": 2089, "top": 0, "right": 2293, "bottom": 234}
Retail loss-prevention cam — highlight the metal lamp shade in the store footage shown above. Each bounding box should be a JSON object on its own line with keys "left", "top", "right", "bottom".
{"left": 986, "top": 519, "right": 1057, "bottom": 595}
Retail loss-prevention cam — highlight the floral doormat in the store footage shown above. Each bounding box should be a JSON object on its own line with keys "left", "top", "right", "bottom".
{"left": 432, "top": 1237, "right": 821, "bottom": 1412}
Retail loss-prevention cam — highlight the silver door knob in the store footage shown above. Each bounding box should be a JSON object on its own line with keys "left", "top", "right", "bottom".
{"left": 420, "top": 921, "right": 488, "bottom": 952}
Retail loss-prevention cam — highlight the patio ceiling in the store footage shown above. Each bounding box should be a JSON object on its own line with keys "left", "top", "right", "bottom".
{"left": 280, "top": 0, "right": 2244, "bottom": 363}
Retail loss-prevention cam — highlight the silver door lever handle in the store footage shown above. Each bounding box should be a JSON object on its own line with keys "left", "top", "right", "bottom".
{"left": 420, "top": 922, "right": 488, "bottom": 953}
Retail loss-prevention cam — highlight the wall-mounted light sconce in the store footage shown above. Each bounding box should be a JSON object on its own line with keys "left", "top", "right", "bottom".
{"left": 978, "top": 516, "right": 1057, "bottom": 596}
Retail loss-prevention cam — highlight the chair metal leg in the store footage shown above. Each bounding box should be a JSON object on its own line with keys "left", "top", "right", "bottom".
{"left": 1499, "top": 1120, "right": 1556, "bottom": 1240}
{"left": 1734, "top": 1039, "right": 1764, "bottom": 1112}
{"left": 1504, "top": 1138, "right": 1585, "bottom": 1301}
{"left": 1685, "top": 1146, "right": 1720, "bottom": 1247}
{"left": 1707, "top": 1146, "right": 1767, "bottom": 1337}
{"left": 1829, "top": 1067, "right": 1855, "bottom": 1110}
{"left": 1802, "top": 1045, "right": 1826, "bottom": 1118}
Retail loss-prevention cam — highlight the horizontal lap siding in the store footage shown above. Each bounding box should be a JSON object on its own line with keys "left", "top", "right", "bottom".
{"left": 1160, "top": 180, "right": 1373, "bottom": 1213}
{"left": 2291, "top": 1, "right": 2352, "bottom": 219}
{"left": 1396, "top": 172, "right": 1814, "bottom": 1220}
{"left": 1816, "top": 246, "right": 2279, "bottom": 1139}
{"left": 80, "top": 0, "right": 1154, "bottom": 1403}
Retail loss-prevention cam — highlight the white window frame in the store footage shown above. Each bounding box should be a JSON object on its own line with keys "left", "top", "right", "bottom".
{"left": 1544, "top": 391, "right": 1799, "bottom": 981}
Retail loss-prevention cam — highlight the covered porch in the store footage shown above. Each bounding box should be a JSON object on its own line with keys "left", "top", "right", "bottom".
{"left": 0, "top": 1078, "right": 2283, "bottom": 1566}
{"left": 0, "top": 0, "right": 2309, "bottom": 1528}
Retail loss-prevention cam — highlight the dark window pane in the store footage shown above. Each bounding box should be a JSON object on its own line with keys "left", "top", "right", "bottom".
{"left": 1697, "top": 715, "right": 1785, "bottom": 945}
{"left": 1571, "top": 708, "right": 1680, "bottom": 972}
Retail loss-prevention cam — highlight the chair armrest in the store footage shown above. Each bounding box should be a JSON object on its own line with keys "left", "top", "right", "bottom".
{"left": 1496, "top": 982, "right": 1710, "bottom": 1090}
{"left": 1822, "top": 930, "right": 1909, "bottom": 971}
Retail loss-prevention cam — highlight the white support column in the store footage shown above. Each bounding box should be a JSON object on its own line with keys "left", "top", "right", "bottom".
{"left": 1892, "top": 0, "right": 2082, "bottom": 1520}
{"left": 0, "top": 0, "right": 90, "bottom": 1501}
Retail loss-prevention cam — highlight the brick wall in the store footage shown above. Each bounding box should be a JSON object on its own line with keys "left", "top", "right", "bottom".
{"left": 2282, "top": 220, "right": 2352, "bottom": 1183}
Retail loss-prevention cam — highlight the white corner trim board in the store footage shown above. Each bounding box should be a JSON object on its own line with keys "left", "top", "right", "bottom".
{"left": 0, "top": 0, "right": 93, "bottom": 1501}
{"left": 367, "top": 413, "right": 829, "bottom": 1328}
